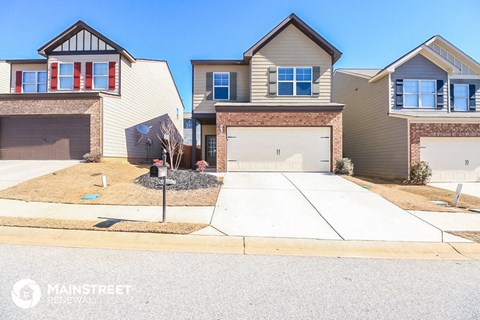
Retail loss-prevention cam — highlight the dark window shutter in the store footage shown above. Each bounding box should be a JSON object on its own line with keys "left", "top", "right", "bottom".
{"left": 269, "top": 66, "right": 277, "bottom": 95}
{"left": 436, "top": 80, "right": 444, "bottom": 109}
{"left": 85, "top": 62, "right": 92, "bottom": 90}
{"left": 108, "top": 62, "right": 116, "bottom": 90}
{"left": 205, "top": 72, "right": 213, "bottom": 100}
{"left": 312, "top": 66, "right": 320, "bottom": 95}
{"left": 74, "top": 62, "right": 81, "bottom": 90}
{"left": 50, "top": 62, "right": 58, "bottom": 90}
{"left": 230, "top": 72, "right": 237, "bottom": 100}
{"left": 15, "top": 71, "right": 22, "bottom": 93}
{"left": 450, "top": 84, "right": 454, "bottom": 111}
{"left": 469, "top": 84, "right": 476, "bottom": 111}
{"left": 395, "top": 79, "right": 403, "bottom": 108}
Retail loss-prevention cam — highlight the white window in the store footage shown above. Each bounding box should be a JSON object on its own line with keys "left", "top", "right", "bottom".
{"left": 58, "top": 63, "right": 73, "bottom": 90}
{"left": 93, "top": 63, "right": 109, "bottom": 90}
{"left": 22, "top": 71, "right": 47, "bottom": 93}
{"left": 453, "top": 84, "right": 469, "bottom": 111}
{"left": 278, "top": 67, "right": 312, "bottom": 96}
{"left": 213, "top": 72, "right": 229, "bottom": 100}
{"left": 403, "top": 80, "right": 436, "bottom": 108}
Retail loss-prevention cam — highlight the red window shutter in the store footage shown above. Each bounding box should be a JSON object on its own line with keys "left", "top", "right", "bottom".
{"left": 108, "top": 62, "right": 116, "bottom": 90}
{"left": 15, "top": 71, "right": 22, "bottom": 93}
{"left": 51, "top": 63, "right": 58, "bottom": 90}
{"left": 74, "top": 62, "right": 81, "bottom": 90}
{"left": 85, "top": 62, "right": 92, "bottom": 90}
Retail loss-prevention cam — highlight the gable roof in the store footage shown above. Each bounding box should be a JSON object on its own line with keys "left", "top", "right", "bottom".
{"left": 37, "top": 20, "right": 135, "bottom": 62}
{"left": 243, "top": 13, "right": 342, "bottom": 63}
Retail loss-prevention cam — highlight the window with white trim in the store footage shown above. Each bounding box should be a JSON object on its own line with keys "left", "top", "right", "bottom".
{"left": 58, "top": 63, "right": 73, "bottom": 90}
{"left": 93, "top": 63, "right": 108, "bottom": 89}
{"left": 453, "top": 84, "right": 469, "bottom": 111}
{"left": 278, "top": 67, "right": 312, "bottom": 96}
{"left": 403, "top": 80, "right": 436, "bottom": 108}
{"left": 22, "top": 71, "right": 47, "bottom": 93}
{"left": 213, "top": 72, "right": 229, "bottom": 100}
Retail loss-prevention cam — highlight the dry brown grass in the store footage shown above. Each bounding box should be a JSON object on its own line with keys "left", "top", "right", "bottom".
{"left": 0, "top": 216, "right": 207, "bottom": 234}
{"left": 344, "top": 176, "right": 480, "bottom": 213}
{"left": 448, "top": 231, "right": 480, "bottom": 243}
{"left": 0, "top": 163, "right": 220, "bottom": 206}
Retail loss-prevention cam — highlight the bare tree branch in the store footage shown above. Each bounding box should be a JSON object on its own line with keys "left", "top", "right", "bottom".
{"left": 157, "top": 120, "right": 184, "bottom": 170}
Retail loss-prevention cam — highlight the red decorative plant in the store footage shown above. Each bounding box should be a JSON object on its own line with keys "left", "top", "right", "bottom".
{"left": 195, "top": 160, "right": 209, "bottom": 172}
{"left": 153, "top": 159, "right": 171, "bottom": 168}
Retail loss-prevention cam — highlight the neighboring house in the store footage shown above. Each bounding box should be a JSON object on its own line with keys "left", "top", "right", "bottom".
{"left": 333, "top": 35, "right": 480, "bottom": 182}
{"left": 191, "top": 13, "right": 344, "bottom": 172}
{"left": 182, "top": 112, "right": 200, "bottom": 146}
{"left": 0, "top": 21, "right": 183, "bottom": 161}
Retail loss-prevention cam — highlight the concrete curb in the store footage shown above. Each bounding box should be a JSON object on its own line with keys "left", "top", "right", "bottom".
{"left": 0, "top": 226, "right": 479, "bottom": 260}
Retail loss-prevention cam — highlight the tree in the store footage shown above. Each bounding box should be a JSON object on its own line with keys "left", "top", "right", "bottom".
{"left": 157, "top": 120, "right": 184, "bottom": 170}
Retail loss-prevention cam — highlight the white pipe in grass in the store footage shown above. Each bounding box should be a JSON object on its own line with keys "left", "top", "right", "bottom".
{"left": 102, "top": 175, "right": 107, "bottom": 188}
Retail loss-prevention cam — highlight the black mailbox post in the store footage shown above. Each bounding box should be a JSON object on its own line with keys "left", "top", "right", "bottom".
{"left": 149, "top": 149, "right": 168, "bottom": 223}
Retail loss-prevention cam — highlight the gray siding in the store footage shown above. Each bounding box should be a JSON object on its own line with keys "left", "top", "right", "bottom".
{"left": 333, "top": 71, "right": 409, "bottom": 179}
{"left": 450, "top": 79, "right": 480, "bottom": 111}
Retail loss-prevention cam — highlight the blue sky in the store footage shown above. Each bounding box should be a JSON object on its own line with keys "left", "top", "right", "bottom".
{"left": 1, "top": 0, "right": 479, "bottom": 111}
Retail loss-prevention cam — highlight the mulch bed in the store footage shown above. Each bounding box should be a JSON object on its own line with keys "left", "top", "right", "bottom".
{"left": 135, "top": 170, "right": 221, "bottom": 191}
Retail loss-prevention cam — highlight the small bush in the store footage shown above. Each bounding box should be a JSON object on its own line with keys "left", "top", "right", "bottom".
{"left": 334, "top": 158, "right": 354, "bottom": 176}
{"left": 195, "top": 160, "right": 209, "bottom": 172}
{"left": 410, "top": 161, "right": 432, "bottom": 185}
{"left": 82, "top": 152, "right": 102, "bottom": 163}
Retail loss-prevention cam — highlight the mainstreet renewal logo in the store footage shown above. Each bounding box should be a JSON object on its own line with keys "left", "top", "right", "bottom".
{"left": 12, "top": 279, "right": 132, "bottom": 308}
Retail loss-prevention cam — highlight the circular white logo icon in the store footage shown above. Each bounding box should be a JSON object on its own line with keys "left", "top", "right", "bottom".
{"left": 11, "top": 279, "right": 41, "bottom": 309}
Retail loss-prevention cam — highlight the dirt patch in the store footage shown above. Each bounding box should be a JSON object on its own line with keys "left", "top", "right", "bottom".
{"left": 0, "top": 216, "right": 207, "bottom": 235}
{"left": 448, "top": 231, "right": 480, "bottom": 243}
{"left": 0, "top": 163, "right": 221, "bottom": 206}
{"left": 344, "top": 176, "right": 480, "bottom": 213}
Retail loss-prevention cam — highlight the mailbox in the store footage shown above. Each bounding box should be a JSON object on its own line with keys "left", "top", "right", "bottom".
{"left": 158, "top": 165, "right": 167, "bottom": 177}
{"left": 149, "top": 165, "right": 159, "bottom": 177}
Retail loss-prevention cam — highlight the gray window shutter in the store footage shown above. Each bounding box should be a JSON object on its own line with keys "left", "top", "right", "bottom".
{"left": 469, "top": 84, "right": 476, "bottom": 111}
{"left": 436, "top": 80, "right": 444, "bottom": 109}
{"left": 206, "top": 72, "right": 213, "bottom": 100}
{"left": 395, "top": 79, "right": 403, "bottom": 108}
{"left": 230, "top": 72, "right": 237, "bottom": 100}
{"left": 312, "top": 66, "right": 320, "bottom": 95}
{"left": 450, "top": 84, "right": 454, "bottom": 111}
{"left": 268, "top": 67, "right": 277, "bottom": 95}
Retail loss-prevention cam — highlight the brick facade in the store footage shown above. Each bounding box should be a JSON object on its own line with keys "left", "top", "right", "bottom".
{"left": 0, "top": 96, "right": 102, "bottom": 155}
{"left": 216, "top": 111, "right": 343, "bottom": 172}
{"left": 410, "top": 122, "right": 480, "bottom": 167}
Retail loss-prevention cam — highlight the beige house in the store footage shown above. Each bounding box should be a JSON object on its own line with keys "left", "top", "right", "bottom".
{"left": 191, "top": 14, "right": 344, "bottom": 172}
{"left": 0, "top": 21, "right": 183, "bottom": 161}
{"left": 333, "top": 35, "right": 480, "bottom": 182}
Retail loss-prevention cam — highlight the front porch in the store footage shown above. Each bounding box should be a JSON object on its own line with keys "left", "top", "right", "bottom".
{"left": 191, "top": 113, "right": 217, "bottom": 170}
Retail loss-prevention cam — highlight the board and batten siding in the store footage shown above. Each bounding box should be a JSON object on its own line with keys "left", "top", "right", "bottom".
{"left": 0, "top": 61, "right": 11, "bottom": 93}
{"left": 333, "top": 71, "right": 409, "bottom": 179}
{"left": 390, "top": 54, "right": 448, "bottom": 113}
{"left": 251, "top": 24, "right": 332, "bottom": 103}
{"left": 193, "top": 64, "right": 249, "bottom": 114}
{"left": 9, "top": 63, "right": 47, "bottom": 93}
{"left": 102, "top": 58, "right": 183, "bottom": 159}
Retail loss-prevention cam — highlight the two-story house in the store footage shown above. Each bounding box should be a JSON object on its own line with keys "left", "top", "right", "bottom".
{"left": 333, "top": 35, "right": 480, "bottom": 182}
{"left": 191, "top": 14, "right": 344, "bottom": 172}
{"left": 0, "top": 21, "right": 183, "bottom": 161}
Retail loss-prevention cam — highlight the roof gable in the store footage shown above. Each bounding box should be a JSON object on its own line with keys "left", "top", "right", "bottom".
{"left": 427, "top": 36, "right": 480, "bottom": 76}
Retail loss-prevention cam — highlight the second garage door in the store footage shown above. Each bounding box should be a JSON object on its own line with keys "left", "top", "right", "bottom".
{"left": 226, "top": 127, "right": 331, "bottom": 172}
{"left": 420, "top": 137, "right": 480, "bottom": 182}
{"left": 0, "top": 116, "right": 91, "bottom": 160}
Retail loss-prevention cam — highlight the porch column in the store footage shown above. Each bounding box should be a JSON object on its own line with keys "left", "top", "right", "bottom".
{"left": 191, "top": 117, "right": 197, "bottom": 170}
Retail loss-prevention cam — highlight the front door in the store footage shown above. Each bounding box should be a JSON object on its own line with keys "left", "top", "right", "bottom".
{"left": 205, "top": 135, "right": 217, "bottom": 167}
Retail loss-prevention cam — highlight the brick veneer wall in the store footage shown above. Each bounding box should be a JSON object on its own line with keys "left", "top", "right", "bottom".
{"left": 410, "top": 122, "right": 480, "bottom": 166}
{"left": 216, "top": 111, "right": 343, "bottom": 172}
{"left": 0, "top": 98, "right": 102, "bottom": 155}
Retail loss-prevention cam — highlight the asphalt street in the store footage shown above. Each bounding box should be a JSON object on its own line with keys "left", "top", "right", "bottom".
{"left": 0, "top": 244, "right": 479, "bottom": 319}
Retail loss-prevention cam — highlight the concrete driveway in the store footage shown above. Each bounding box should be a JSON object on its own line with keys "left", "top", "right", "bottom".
{"left": 0, "top": 160, "right": 79, "bottom": 190}
{"left": 429, "top": 182, "right": 480, "bottom": 198}
{"left": 211, "top": 173, "right": 443, "bottom": 242}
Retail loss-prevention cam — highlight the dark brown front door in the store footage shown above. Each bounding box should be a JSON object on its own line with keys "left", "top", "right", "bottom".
{"left": 205, "top": 135, "right": 216, "bottom": 167}
{"left": 0, "top": 115, "right": 90, "bottom": 160}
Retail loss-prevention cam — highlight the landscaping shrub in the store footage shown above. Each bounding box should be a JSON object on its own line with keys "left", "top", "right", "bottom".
{"left": 153, "top": 159, "right": 171, "bottom": 168}
{"left": 82, "top": 152, "right": 102, "bottom": 163}
{"left": 195, "top": 160, "right": 209, "bottom": 172}
{"left": 409, "top": 161, "right": 432, "bottom": 185}
{"left": 334, "top": 158, "right": 354, "bottom": 176}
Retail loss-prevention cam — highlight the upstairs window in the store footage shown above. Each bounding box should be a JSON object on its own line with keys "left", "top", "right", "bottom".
{"left": 404, "top": 80, "right": 436, "bottom": 108}
{"left": 213, "top": 72, "right": 229, "bottom": 100}
{"left": 93, "top": 63, "right": 108, "bottom": 90}
{"left": 22, "top": 71, "right": 47, "bottom": 93}
{"left": 278, "top": 67, "right": 312, "bottom": 96}
{"left": 453, "top": 84, "right": 469, "bottom": 111}
{"left": 58, "top": 63, "right": 74, "bottom": 90}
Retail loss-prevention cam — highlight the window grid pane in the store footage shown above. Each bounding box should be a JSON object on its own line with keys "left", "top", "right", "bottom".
{"left": 59, "top": 64, "right": 73, "bottom": 76}
{"left": 278, "top": 82, "right": 294, "bottom": 96}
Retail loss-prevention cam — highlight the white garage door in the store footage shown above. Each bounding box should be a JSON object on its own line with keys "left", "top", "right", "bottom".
{"left": 420, "top": 137, "right": 480, "bottom": 182}
{"left": 227, "top": 127, "right": 331, "bottom": 172}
